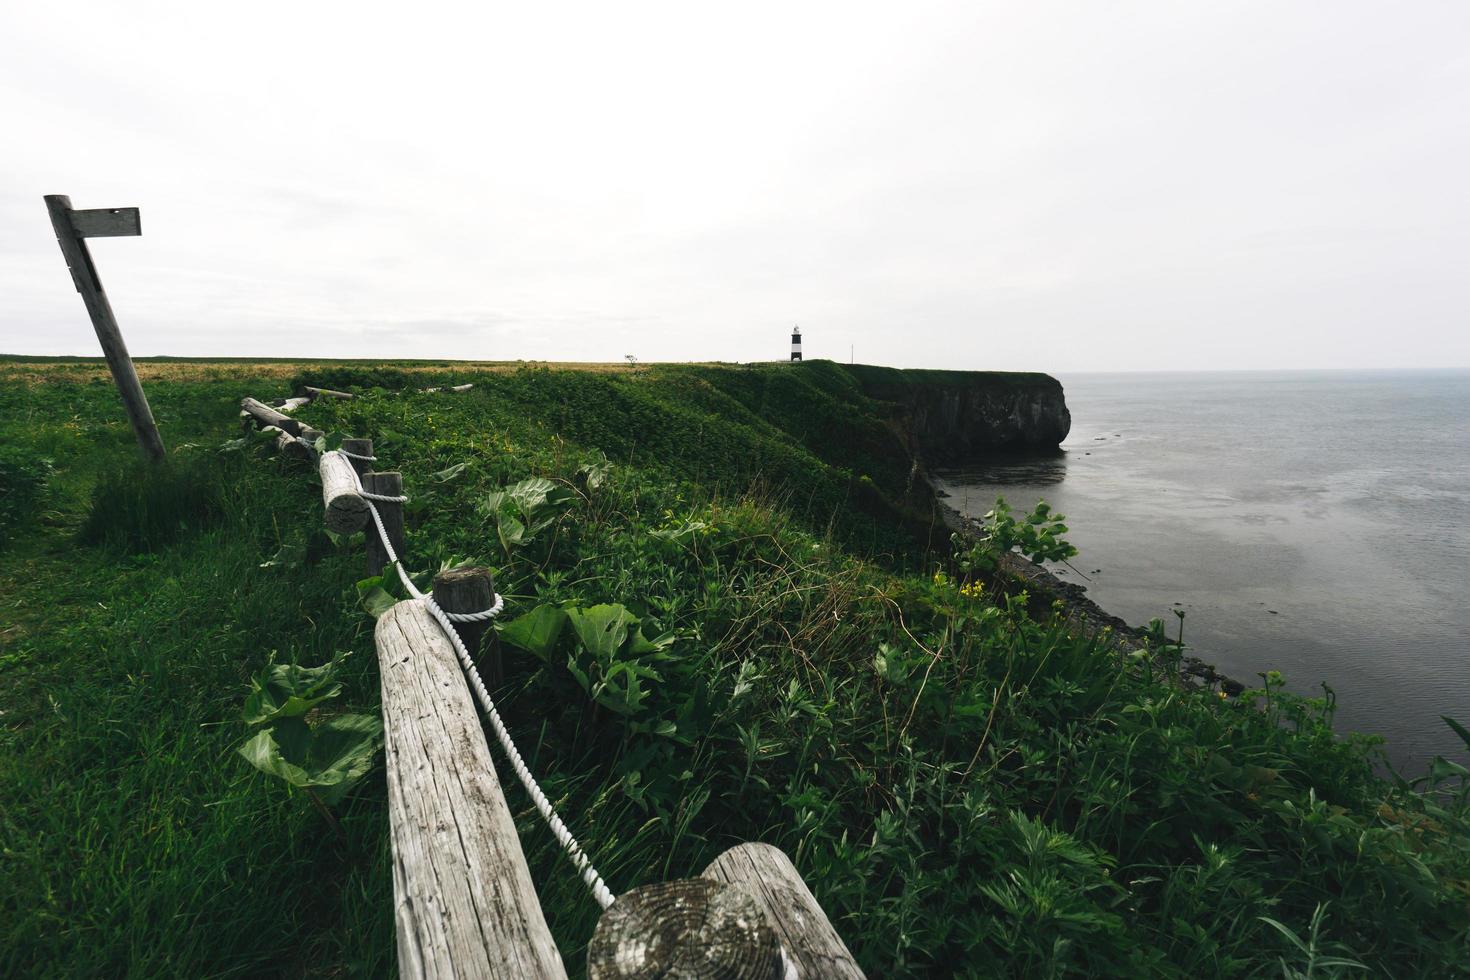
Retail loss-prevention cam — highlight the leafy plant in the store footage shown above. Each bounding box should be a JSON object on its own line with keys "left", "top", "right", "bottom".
{"left": 499, "top": 602, "right": 676, "bottom": 717}
{"left": 953, "top": 496, "right": 1078, "bottom": 575}
{"left": 479, "top": 476, "right": 577, "bottom": 556}
{"left": 564, "top": 603, "right": 675, "bottom": 717}
{"left": 241, "top": 650, "right": 348, "bottom": 724}
{"left": 238, "top": 714, "right": 382, "bottom": 807}
{"left": 236, "top": 651, "right": 382, "bottom": 821}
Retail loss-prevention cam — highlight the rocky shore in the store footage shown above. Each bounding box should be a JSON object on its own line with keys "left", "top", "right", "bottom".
{"left": 931, "top": 477, "right": 1246, "bottom": 697}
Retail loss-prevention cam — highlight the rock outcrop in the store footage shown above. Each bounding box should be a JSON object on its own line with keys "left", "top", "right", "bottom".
{"left": 844, "top": 365, "right": 1071, "bottom": 463}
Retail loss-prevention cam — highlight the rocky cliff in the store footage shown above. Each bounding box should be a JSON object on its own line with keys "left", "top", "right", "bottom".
{"left": 843, "top": 365, "right": 1071, "bottom": 464}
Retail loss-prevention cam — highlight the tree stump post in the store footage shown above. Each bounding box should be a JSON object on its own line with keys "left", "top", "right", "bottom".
{"left": 587, "top": 879, "right": 783, "bottom": 980}
{"left": 342, "top": 438, "right": 374, "bottom": 478}
{"left": 703, "top": 843, "right": 864, "bottom": 978}
{"left": 432, "top": 566, "right": 500, "bottom": 686}
{"left": 363, "top": 471, "right": 404, "bottom": 577}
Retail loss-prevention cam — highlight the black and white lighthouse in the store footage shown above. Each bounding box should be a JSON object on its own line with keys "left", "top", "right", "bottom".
{"left": 790, "top": 325, "right": 802, "bottom": 362}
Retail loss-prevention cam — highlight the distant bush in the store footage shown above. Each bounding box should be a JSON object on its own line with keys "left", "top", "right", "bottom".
{"left": 79, "top": 454, "right": 228, "bottom": 553}
{"left": 0, "top": 445, "right": 50, "bottom": 548}
{"left": 286, "top": 366, "right": 442, "bottom": 393}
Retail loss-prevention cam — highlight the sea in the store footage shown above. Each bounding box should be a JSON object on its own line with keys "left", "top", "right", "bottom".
{"left": 934, "top": 370, "right": 1470, "bottom": 775}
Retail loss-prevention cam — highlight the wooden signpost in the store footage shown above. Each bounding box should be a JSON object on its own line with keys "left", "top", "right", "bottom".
{"left": 44, "top": 195, "right": 166, "bottom": 462}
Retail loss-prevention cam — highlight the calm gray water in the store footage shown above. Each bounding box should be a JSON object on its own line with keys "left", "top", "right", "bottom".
{"left": 936, "top": 370, "right": 1470, "bottom": 774}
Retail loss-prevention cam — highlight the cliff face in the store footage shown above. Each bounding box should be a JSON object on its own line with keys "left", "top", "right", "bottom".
{"left": 842, "top": 365, "right": 1071, "bottom": 464}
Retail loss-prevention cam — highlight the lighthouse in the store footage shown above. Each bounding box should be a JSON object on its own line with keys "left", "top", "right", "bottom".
{"left": 790, "top": 325, "right": 802, "bottom": 362}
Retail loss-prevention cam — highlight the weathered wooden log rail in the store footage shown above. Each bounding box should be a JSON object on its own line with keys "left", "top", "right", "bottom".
{"left": 241, "top": 389, "right": 864, "bottom": 979}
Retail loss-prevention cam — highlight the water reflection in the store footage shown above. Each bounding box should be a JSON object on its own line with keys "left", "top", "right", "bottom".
{"left": 939, "top": 447, "right": 1070, "bottom": 486}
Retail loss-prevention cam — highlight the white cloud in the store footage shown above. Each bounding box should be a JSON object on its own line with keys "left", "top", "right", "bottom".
{"left": 2, "top": 1, "right": 1466, "bottom": 369}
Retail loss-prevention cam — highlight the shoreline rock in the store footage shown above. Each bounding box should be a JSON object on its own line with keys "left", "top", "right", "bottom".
{"left": 929, "top": 473, "right": 1245, "bottom": 697}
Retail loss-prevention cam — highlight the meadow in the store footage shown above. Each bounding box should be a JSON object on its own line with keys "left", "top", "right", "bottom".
{"left": 2, "top": 358, "right": 1467, "bottom": 977}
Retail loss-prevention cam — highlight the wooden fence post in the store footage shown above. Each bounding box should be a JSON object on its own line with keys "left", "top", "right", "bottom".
{"left": 703, "top": 844, "right": 864, "bottom": 978}
{"left": 376, "top": 600, "right": 567, "bottom": 979}
{"left": 319, "top": 451, "right": 369, "bottom": 534}
{"left": 302, "top": 385, "right": 355, "bottom": 401}
{"left": 432, "top": 566, "right": 499, "bottom": 686}
{"left": 241, "top": 397, "right": 323, "bottom": 444}
{"left": 364, "top": 472, "right": 404, "bottom": 576}
{"left": 587, "top": 879, "right": 782, "bottom": 980}
{"left": 342, "top": 438, "right": 374, "bottom": 477}
{"left": 44, "top": 195, "right": 165, "bottom": 462}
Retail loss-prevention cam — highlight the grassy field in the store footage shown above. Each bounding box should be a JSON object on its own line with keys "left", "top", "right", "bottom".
{"left": 2, "top": 358, "right": 1468, "bottom": 977}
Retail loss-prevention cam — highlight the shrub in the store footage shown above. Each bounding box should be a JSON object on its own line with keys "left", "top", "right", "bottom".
{"left": 0, "top": 445, "right": 50, "bottom": 548}
{"left": 79, "top": 453, "right": 228, "bottom": 553}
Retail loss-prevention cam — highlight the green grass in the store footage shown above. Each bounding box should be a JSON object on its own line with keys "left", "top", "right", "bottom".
{"left": 1, "top": 361, "right": 1467, "bottom": 978}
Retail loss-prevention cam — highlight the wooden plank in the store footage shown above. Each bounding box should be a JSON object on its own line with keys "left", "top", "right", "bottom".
{"left": 44, "top": 195, "right": 164, "bottom": 461}
{"left": 319, "top": 450, "right": 369, "bottom": 533}
{"left": 68, "top": 207, "right": 141, "bottom": 238}
{"left": 703, "top": 844, "right": 864, "bottom": 978}
{"left": 376, "top": 600, "right": 568, "bottom": 979}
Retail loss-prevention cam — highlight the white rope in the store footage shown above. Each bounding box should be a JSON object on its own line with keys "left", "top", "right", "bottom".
{"left": 347, "top": 452, "right": 616, "bottom": 910}
{"left": 445, "top": 603, "right": 503, "bottom": 623}
{"left": 340, "top": 449, "right": 376, "bottom": 461}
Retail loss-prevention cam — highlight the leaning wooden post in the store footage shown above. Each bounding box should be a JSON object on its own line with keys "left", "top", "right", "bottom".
{"left": 587, "top": 879, "right": 783, "bottom": 980}
{"left": 44, "top": 195, "right": 165, "bottom": 462}
{"left": 432, "top": 566, "right": 499, "bottom": 685}
{"left": 363, "top": 472, "right": 404, "bottom": 576}
{"left": 376, "top": 600, "right": 567, "bottom": 978}
{"left": 341, "top": 438, "right": 374, "bottom": 477}
{"left": 703, "top": 843, "right": 864, "bottom": 978}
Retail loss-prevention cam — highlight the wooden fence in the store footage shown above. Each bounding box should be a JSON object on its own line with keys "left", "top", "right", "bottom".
{"left": 242, "top": 388, "right": 865, "bottom": 979}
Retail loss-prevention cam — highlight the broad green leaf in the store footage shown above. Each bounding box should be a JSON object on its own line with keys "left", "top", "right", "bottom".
{"left": 359, "top": 587, "right": 397, "bottom": 619}
{"left": 498, "top": 604, "right": 567, "bottom": 661}
{"left": 237, "top": 713, "right": 383, "bottom": 805}
{"left": 496, "top": 512, "right": 527, "bottom": 547}
{"left": 1428, "top": 755, "right": 1469, "bottom": 783}
{"left": 241, "top": 652, "right": 347, "bottom": 725}
{"left": 627, "top": 628, "right": 676, "bottom": 656}
{"left": 566, "top": 603, "right": 638, "bottom": 661}
{"left": 356, "top": 572, "right": 399, "bottom": 619}
{"left": 481, "top": 490, "right": 510, "bottom": 516}
{"left": 576, "top": 456, "right": 610, "bottom": 491}
{"left": 506, "top": 476, "right": 557, "bottom": 512}
{"left": 432, "top": 462, "right": 468, "bottom": 483}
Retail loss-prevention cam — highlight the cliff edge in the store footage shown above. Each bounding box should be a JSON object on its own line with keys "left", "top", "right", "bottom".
{"left": 842, "top": 364, "right": 1071, "bottom": 463}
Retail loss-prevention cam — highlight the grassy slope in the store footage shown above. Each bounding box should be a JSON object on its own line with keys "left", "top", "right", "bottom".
{"left": 1, "top": 360, "right": 1467, "bottom": 978}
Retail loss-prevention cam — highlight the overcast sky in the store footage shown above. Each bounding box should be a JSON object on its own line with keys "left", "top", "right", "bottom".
{"left": 2, "top": 2, "right": 1466, "bottom": 371}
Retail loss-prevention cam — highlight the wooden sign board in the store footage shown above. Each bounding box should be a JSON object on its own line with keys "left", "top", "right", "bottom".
{"left": 69, "top": 207, "right": 141, "bottom": 238}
